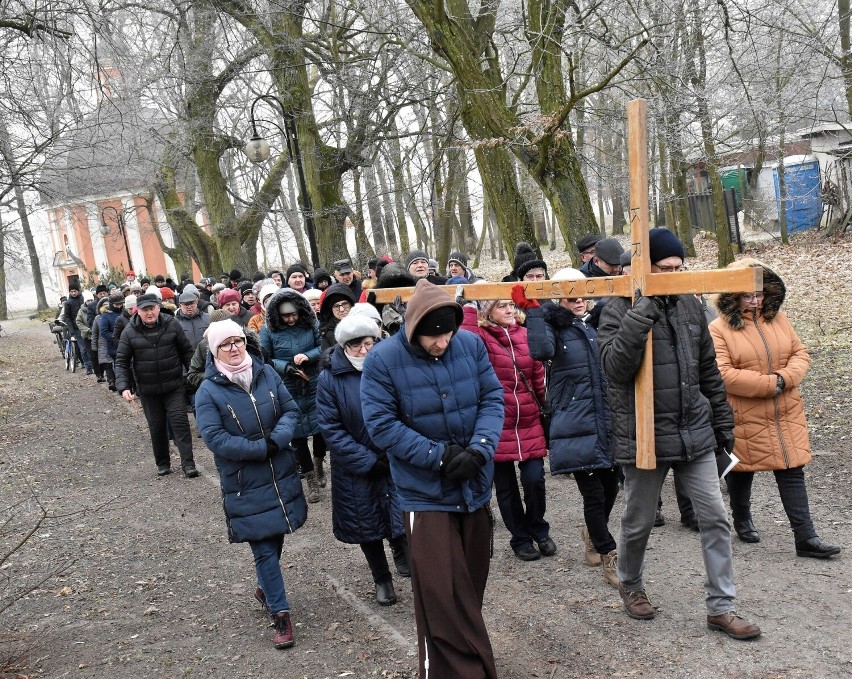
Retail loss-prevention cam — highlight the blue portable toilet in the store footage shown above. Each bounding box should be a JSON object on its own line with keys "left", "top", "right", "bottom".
{"left": 773, "top": 157, "right": 823, "bottom": 232}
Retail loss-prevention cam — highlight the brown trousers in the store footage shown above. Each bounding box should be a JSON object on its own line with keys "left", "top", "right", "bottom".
{"left": 406, "top": 507, "right": 497, "bottom": 679}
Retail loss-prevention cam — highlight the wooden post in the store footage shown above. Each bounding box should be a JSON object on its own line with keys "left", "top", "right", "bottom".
{"left": 627, "top": 98, "right": 656, "bottom": 470}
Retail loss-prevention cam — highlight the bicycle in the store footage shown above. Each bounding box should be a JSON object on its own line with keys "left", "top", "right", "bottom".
{"left": 53, "top": 320, "right": 79, "bottom": 372}
{"left": 48, "top": 318, "right": 66, "bottom": 357}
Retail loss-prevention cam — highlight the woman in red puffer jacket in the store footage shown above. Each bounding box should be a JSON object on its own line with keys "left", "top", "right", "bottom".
{"left": 461, "top": 298, "right": 555, "bottom": 562}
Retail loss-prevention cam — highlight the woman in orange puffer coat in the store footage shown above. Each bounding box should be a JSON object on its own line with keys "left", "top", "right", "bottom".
{"left": 709, "top": 259, "right": 840, "bottom": 559}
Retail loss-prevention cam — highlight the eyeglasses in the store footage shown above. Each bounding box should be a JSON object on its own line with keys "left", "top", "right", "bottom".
{"left": 332, "top": 301, "right": 352, "bottom": 311}
{"left": 653, "top": 264, "right": 685, "bottom": 273}
{"left": 740, "top": 292, "right": 765, "bottom": 302}
{"left": 345, "top": 338, "right": 375, "bottom": 353}
{"left": 217, "top": 338, "right": 245, "bottom": 352}
{"left": 565, "top": 297, "right": 584, "bottom": 303}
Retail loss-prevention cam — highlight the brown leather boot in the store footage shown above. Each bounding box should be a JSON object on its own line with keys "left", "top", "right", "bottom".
{"left": 601, "top": 549, "right": 619, "bottom": 588}
{"left": 707, "top": 612, "right": 761, "bottom": 640}
{"left": 618, "top": 583, "right": 655, "bottom": 620}
{"left": 582, "top": 527, "right": 601, "bottom": 567}
{"left": 305, "top": 470, "right": 320, "bottom": 503}
{"left": 272, "top": 611, "right": 295, "bottom": 649}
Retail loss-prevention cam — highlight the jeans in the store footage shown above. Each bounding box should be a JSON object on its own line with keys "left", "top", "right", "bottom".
{"left": 71, "top": 330, "right": 92, "bottom": 369}
{"left": 726, "top": 466, "right": 816, "bottom": 543}
{"left": 139, "top": 387, "right": 194, "bottom": 468}
{"left": 250, "top": 536, "right": 289, "bottom": 614}
{"left": 493, "top": 458, "right": 549, "bottom": 550}
{"left": 573, "top": 467, "right": 619, "bottom": 554}
{"left": 618, "top": 452, "right": 736, "bottom": 615}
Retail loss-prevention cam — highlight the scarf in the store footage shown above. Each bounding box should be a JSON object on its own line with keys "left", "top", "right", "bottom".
{"left": 346, "top": 353, "right": 366, "bottom": 372}
{"left": 214, "top": 353, "right": 254, "bottom": 392}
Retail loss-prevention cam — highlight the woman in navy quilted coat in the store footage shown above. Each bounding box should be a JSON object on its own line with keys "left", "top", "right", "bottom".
{"left": 517, "top": 267, "right": 618, "bottom": 588}
{"left": 316, "top": 314, "right": 409, "bottom": 606}
{"left": 460, "top": 298, "right": 555, "bottom": 562}
{"left": 196, "top": 319, "right": 305, "bottom": 650}
{"left": 259, "top": 287, "right": 323, "bottom": 502}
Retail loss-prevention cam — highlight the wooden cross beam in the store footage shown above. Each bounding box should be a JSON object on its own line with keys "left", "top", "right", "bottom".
{"left": 370, "top": 99, "right": 761, "bottom": 469}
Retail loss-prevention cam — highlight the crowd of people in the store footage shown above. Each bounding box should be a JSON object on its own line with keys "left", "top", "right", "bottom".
{"left": 54, "top": 231, "right": 841, "bottom": 674}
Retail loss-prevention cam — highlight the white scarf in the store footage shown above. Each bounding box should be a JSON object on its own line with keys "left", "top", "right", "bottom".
{"left": 346, "top": 353, "right": 366, "bottom": 372}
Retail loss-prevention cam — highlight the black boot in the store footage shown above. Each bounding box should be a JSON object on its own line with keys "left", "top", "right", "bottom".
{"left": 796, "top": 537, "right": 841, "bottom": 558}
{"left": 313, "top": 456, "right": 327, "bottom": 488}
{"left": 733, "top": 519, "right": 760, "bottom": 543}
{"left": 391, "top": 542, "right": 411, "bottom": 578}
{"left": 375, "top": 580, "right": 397, "bottom": 606}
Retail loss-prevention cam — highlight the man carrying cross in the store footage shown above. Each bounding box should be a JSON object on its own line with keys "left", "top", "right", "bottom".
{"left": 597, "top": 228, "right": 761, "bottom": 640}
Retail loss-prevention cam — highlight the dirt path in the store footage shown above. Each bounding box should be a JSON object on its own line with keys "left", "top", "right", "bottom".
{"left": 1, "top": 320, "right": 850, "bottom": 679}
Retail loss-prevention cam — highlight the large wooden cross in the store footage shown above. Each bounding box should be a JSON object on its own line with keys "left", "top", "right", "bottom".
{"left": 371, "top": 99, "right": 761, "bottom": 469}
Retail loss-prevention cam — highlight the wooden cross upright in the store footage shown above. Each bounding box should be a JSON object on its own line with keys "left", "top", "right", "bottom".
{"left": 371, "top": 98, "right": 761, "bottom": 469}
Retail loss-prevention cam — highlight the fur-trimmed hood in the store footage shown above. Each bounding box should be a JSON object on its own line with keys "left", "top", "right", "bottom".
{"left": 319, "top": 283, "right": 357, "bottom": 321}
{"left": 715, "top": 258, "right": 785, "bottom": 330}
{"left": 264, "top": 287, "right": 317, "bottom": 332}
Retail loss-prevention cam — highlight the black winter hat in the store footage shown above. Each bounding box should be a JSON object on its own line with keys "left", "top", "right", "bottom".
{"left": 286, "top": 263, "right": 308, "bottom": 280}
{"left": 95, "top": 284, "right": 109, "bottom": 294}
{"left": 238, "top": 281, "right": 254, "bottom": 296}
{"left": 576, "top": 234, "right": 602, "bottom": 253}
{"left": 594, "top": 238, "right": 624, "bottom": 265}
{"left": 515, "top": 255, "right": 548, "bottom": 280}
{"left": 514, "top": 242, "right": 534, "bottom": 259}
{"left": 68, "top": 281, "right": 81, "bottom": 292}
{"left": 415, "top": 306, "right": 460, "bottom": 337}
{"left": 447, "top": 251, "right": 469, "bottom": 268}
{"left": 108, "top": 291, "right": 125, "bottom": 304}
{"left": 312, "top": 268, "right": 333, "bottom": 287}
{"left": 405, "top": 249, "right": 430, "bottom": 269}
{"left": 377, "top": 262, "right": 416, "bottom": 289}
{"left": 229, "top": 269, "right": 242, "bottom": 282}
{"left": 252, "top": 271, "right": 266, "bottom": 282}
{"left": 648, "top": 228, "right": 685, "bottom": 264}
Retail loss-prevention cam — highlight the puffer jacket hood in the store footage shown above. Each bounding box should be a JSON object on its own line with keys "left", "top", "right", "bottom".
{"left": 403, "top": 279, "right": 463, "bottom": 344}
{"left": 715, "top": 258, "right": 785, "bottom": 330}
{"left": 265, "top": 287, "right": 316, "bottom": 332}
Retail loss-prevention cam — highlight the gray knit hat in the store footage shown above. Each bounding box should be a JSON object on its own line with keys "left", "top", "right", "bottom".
{"left": 405, "top": 249, "right": 430, "bottom": 269}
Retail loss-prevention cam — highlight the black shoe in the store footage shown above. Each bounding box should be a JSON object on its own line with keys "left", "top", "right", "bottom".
{"left": 183, "top": 463, "right": 199, "bottom": 478}
{"left": 796, "top": 537, "right": 841, "bottom": 558}
{"left": 108, "top": 382, "right": 117, "bottom": 392}
{"left": 734, "top": 520, "right": 760, "bottom": 543}
{"left": 537, "top": 537, "right": 558, "bottom": 557}
{"left": 654, "top": 509, "right": 665, "bottom": 527}
{"left": 96, "top": 376, "right": 106, "bottom": 383}
{"left": 85, "top": 367, "right": 94, "bottom": 375}
{"left": 391, "top": 545, "right": 411, "bottom": 578}
{"left": 375, "top": 580, "right": 397, "bottom": 606}
{"left": 681, "top": 515, "right": 700, "bottom": 532}
{"left": 157, "top": 464, "right": 172, "bottom": 476}
{"left": 513, "top": 544, "right": 540, "bottom": 561}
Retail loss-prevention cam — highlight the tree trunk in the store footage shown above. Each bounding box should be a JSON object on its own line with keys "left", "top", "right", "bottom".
{"left": 0, "top": 212, "right": 7, "bottom": 320}
{"left": 658, "top": 136, "right": 675, "bottom": 229}
{"left": 840, "top": 0, "right": 852, "bottom": 119}
{"left": 386, "top": 125, "right": 411, "bottom": 256}
{"left": 350, "top": 167, "right": 375, "bottom": 261}
{"left": 364, "top": 164, "right": 388, "bottom": 254}
{"left": 777, "top": 131, "right": 789, "bottom": 245}
{"left": 0, "top": 117, "right": 48, "bottom": 311}
{"left": 376, "top": 161, "right": 399, "bottom": 256}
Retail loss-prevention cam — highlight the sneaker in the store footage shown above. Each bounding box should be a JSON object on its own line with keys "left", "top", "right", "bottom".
{"left": 618, "top": 583, "right": 655, "bottom": 620}
{"left": 156, "top": 464, "right": 172, "bottom": 476}
{"left": 707, "top": 612, "right": 761, "bottom": 640}
{"left": 254, "top": 587, "right": 270, "bottom": 614}
{"left": 537, "top": 536, "right": 557, "bottom": 557}
{"left": 513, "top": 544, "right": 540, "bottom": 561}
{"left": 272, "top": 611, "right": 295, "bottom": 649}
{"left": 183, "top": 463, "right": 199, "bottom": 478}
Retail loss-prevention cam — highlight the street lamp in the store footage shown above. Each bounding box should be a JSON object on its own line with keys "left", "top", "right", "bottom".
{"left": 244, "top": 95, "right": 320, "bottom": 269}
{"left": 99, "top": 205, "right": 134, "bottom": 272}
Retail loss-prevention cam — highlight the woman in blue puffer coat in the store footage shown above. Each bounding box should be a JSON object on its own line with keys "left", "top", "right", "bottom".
{"left": 195, "top": 319, "right": 306, "bottom": 650}
{"left": 260, "top": 287, "right": 323, "bottom": 503}
{"left": 516, "top": 268, "right": 618, "bottom": 590}
{"left": 316, "top": 314, "right": 410, "bottom": 607}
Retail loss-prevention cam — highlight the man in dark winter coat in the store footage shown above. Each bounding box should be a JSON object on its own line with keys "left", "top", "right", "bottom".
{"left": 597, "top": 228, "right": 760, "bottom": 640}
{"left": 361, "top": 279, "right": 504, "bottom": 679}
{"left": 447, "top": 251, "right": 482, "bottom": 282}
{"left": 333, "top": 259, "right": 362, "bottom": 299}
{"left": 115, "top": 293, "right": 198, "bottom": 478}
{"left": 62, "top": 282, "right": 93, "bottom": 373}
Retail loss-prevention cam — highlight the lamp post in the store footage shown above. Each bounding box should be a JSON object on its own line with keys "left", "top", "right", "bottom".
{"left": 99, "top": 205, "right": 133, "bottom": 272}
{"left": 244, "top": 95, "right": 320, "bottom": 269}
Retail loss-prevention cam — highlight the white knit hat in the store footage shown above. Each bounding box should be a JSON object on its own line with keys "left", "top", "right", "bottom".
{"left": 334, "top": 314, "right": 381, "bottom": 346}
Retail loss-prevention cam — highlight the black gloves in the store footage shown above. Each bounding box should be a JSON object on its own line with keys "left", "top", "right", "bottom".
{"left": 715, "top": 430, "right": 735, "bottom": 454}
{"left": 367, "top": 452, "right": 390, "bottom": 480}
{"left": 265, "top": 437, "right": 279, "bottom": 459}
{"left": 441, "top": 444, "right": 466, "bottom": 470}
{"left": 632, "top": 295, "right": 665, "bottom": 322}
{"left": 442, "top": 446, "right": 486, "bottom": 482}
{"left": 774, "top": 374, "right": 785, "bottom": 396}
